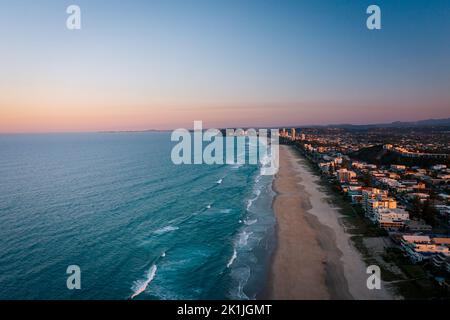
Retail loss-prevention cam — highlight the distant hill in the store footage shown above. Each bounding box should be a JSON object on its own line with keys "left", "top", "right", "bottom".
{"left": 374, "top": 118, "right": 450, "bottom": 128}
{"left": 350, "top": 145, "right": 389, "bottom": 163}
{"left": 300, "top": 117, "right": 450, "bottom": 129}
{"left": 350, "top": 145, "right": 450, "bottom": 167}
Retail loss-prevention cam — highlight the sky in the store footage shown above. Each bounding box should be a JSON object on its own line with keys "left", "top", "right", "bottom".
{"left": 0, "top": 0, "right": 449, "bottom": 132}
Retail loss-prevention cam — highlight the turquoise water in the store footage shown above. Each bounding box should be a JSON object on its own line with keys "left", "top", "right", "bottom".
{"left": 0, "top": 132, "right": 275, "bottom": 299}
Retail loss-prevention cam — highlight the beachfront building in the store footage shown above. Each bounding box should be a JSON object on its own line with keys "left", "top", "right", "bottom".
{"left": 366, "top": 197, "right": 397, "bottom": 219}
{"left": 337, "top": 168, "right": 357, "bottom": 183}
{"left": 431, "top": 164, "right": 447, "bottom": 171}
{"left": 401, "top": 235, "right": 450, "bottom": 263}
{"left": 362, "top": 188, "right": 388, "bottom": 214}
{"left": 404, "top": 220, "right": 433, "bottom": 233}
{"left": 432, "top": 252, "right": 450, "bottom": 273}
{"left": 435, "top": 205, "right": 450, "bottom": 217}
{"left": 373, "top": 207, "right": 409, "bottom": 230}
{"left": 402, "top": 235, "right": 431, "bottom": 244}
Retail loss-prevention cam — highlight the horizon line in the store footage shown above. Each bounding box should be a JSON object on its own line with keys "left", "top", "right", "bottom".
{"left": 1, "top": 117, "right": 450, "bottom": 135}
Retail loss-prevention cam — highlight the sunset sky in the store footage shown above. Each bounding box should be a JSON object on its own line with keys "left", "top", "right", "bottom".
{"left": 1, "top": 0, "right": 449, "bottom": 133}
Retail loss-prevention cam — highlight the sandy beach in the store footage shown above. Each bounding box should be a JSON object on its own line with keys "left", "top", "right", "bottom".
{"left": 266, "top": 145, "right": 393, "bottom": 300}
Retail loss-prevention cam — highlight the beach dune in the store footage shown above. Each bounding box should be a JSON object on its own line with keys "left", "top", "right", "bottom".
{"left": 266, "top": 145, "right": 393, "bottom": 300}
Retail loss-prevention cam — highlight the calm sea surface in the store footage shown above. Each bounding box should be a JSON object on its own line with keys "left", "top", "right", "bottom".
{"left": 0, "top": 132, "right": 275, "bottom": 299}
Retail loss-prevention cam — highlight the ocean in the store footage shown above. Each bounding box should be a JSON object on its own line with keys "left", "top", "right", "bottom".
{"left": 0, "top": 132, "right": 275, "bottom": 300}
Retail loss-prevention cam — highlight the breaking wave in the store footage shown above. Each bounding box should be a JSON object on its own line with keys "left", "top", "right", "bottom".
{"left": 153, "top": 225, "right": 179, "bottom": 235}
{"left": 226, "top": 249, "right": 237, "bottom": 268}
{"left": 130, "top": 264, "right": 157, "bottom": 299}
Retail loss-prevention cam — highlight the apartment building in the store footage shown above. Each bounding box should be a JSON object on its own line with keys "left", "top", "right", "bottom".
{"left": 373, "top": 207, "right": 409, "bottom": 230}
{"left": 401, "top": 235, "right": 450, "bottom": 263}
{"left": 337, "top": 168, "right": 357, "bottom": 183}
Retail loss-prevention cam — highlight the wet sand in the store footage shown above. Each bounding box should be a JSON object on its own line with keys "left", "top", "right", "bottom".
{"left": 266, "top": 145, "right": 393, "bottom": 300}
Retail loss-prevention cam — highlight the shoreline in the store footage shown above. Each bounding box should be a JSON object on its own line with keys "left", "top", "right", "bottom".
{"left": 265, "top": 145, "right": 394, "bottom": 299}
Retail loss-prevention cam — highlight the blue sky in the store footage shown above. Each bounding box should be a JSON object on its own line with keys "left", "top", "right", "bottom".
{"left": 0, "top": 0, "right": 449, "bottom": 132}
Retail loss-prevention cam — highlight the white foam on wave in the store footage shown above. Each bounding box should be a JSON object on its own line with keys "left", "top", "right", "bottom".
{"left": 153, "top": 225, "right": 179, "bottom": 235}
{"left": 237, "top": 282, "right": 249, "bottom": 300}
{"left": 233, "top": 266, "right": 251, "bottom": 300}
{"left": 226, "top": 249, "right": 237, "bottom": 268}
{"left": 130, "top": 264, "right": 157, "bottom": 299}
{"left": 244, "top": 219, "right": 257, "bottom": 226}
{"left": 238, "top": 230, "right": 253, "bottom": 247}
{"left": 260, "top": 154, "right": 271, "bottom": 166}
{"left": 246, "top": 189, "right": 261, "bottom": 211}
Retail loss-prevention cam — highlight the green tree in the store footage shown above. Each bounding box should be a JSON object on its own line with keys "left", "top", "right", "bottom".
{"left": 410, "top": 196, "right": 422, "bottom": 220}
{"left": 362, "top": 172, "right": 372, "bottom": 187}
{"left": 421, "top": 199, "right": 437, "bottom": 227}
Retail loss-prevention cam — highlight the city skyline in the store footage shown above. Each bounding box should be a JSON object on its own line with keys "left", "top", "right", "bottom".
{"left": 1, "top": 0, "right": 450, "bottom": 133}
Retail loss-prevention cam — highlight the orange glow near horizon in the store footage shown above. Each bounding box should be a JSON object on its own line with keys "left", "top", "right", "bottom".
{"left": 1, "top": 77, "right": 450, "bottom": 133}
{"left": 2, "top": 96, "right": 450, "bottom": 133}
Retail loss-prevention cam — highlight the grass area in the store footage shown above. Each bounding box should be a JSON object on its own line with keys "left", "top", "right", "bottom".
{"left": 382, "top": 247, "right": 450, "bottom": 298}
{"left": 352, "top": 236, "right": 400, "bottom": 282}
{"left": 395, "top": 277, "right": 449, "bottom": 299}
{"left": 350, "top": 235, "right": 370, "bottom": 257}
{"left": 295, "top": 149, "right": 388, "bottom": 237}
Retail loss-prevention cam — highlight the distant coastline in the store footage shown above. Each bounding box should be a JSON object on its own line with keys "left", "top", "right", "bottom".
{"left": 2, "top": 116, "right": 450, "bottom": 135}
{"left": 100, "top": 117, "right": 450, "bottom": 133}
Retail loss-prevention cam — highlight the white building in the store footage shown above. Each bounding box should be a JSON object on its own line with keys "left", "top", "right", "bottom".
{"left": 362, "top": 188, "right": 387, "bottom": 214}
{"left": 431, "top": 164, "right": 447, "bottom": 171}
{"left": 401, "top": 235, "right": 450, "bottom": 263}
{"left": 435, "top": 205, "right": 450, "bottom": 217}
{"left": 337, "top": 168, "right": 356, "bottom": 183}
{"left": 373, "top": 208, "right": 409, "bottom": 230}
{"left": 366, "top": 197, "right": 397, "bottom": 219}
